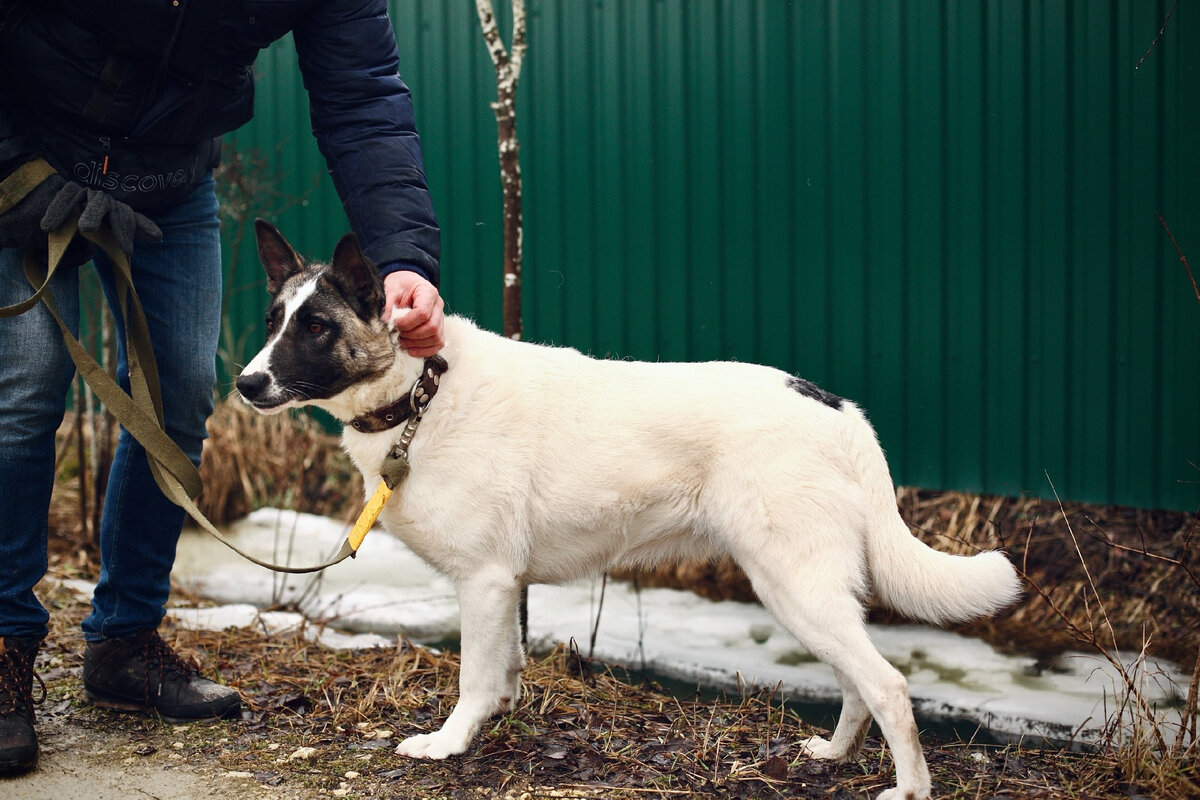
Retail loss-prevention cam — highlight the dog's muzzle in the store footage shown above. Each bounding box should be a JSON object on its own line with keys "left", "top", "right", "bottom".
{"left": 235, "top": 371, "right": 286, "bottom": 410}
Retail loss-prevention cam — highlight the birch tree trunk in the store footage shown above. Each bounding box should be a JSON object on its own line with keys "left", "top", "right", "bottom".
{"left": 474, "top": 0, "right": 526, "bottom": 341}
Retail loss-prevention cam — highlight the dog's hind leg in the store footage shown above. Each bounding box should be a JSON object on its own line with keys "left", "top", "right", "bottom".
{"left": 395, "top": 565, "right": 524, "bottom": 759}
{"left": 800, "top": 667, "right": 872, "bottom": 762}
{"left": 739, "top": 565, "right": 932, "bottom": 800}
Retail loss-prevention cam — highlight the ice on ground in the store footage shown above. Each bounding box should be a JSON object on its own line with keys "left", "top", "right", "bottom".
{"left": 166, "top": 604, "right": 394, "bottom": 651}
{"left": 172, "top": 508, "right": 458, "bottom": 642}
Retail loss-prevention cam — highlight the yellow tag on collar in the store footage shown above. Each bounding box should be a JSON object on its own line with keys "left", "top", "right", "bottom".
{"left": 348, "top": 481, "right": 393, "bottom": 551}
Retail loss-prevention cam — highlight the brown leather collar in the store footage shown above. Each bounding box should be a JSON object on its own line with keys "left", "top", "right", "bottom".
{"left": 348, "top": 355, "right": 448, "bottom": 434}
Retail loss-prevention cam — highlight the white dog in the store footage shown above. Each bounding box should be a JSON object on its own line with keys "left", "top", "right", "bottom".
{"left": 237, "top": 221, "right": 1021, "bottom": 800}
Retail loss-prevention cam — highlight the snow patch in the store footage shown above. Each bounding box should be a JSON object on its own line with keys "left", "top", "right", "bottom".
{"left": 159, "top": 508, "right": 1186, "bottom": 747}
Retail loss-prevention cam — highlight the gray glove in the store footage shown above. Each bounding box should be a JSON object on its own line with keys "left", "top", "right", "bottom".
{"left": 0, "top": 173, "right": 93, "bottom": 268}
{"left": 40, "top": 181, "right": 162, "bottom": 257}
{"left": 0, "top": 166, "right": 163, "bottom": 266}
{"left": 0, "top": 172, "right": 65, "bottom": 252}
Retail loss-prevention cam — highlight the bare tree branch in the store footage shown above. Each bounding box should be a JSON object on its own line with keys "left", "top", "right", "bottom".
{"left": 1135, "top": 0, "right": 1180, "bottom": 71}
{"left": 1157, "top": 212, "right": 1200, "bottom": 307}
{"left": 475, "top": 0, "right": 526, "bottom": 341}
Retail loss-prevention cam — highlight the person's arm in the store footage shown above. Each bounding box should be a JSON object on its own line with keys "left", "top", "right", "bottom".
{"left": 292, "top": 0, "right": 441, "bottom": 288}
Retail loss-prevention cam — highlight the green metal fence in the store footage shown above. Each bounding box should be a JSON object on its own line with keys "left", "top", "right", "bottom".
{"left": 221, "top": 0, "right": 1200, "bottom": 512}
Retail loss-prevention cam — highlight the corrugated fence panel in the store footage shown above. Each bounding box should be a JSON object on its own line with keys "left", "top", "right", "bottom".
{"left": 220, "top": 1, "right": 1200, "bottom": 511}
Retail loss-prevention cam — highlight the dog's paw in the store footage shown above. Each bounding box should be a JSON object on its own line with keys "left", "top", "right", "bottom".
{"left": 799, "top": 735, "right": 846, "bottom": 761}
{"left": 394, "top": 731, "right": 469, "bottom": 760}
{"left": 876, "top": 786, "right": 930, "bottom": 800}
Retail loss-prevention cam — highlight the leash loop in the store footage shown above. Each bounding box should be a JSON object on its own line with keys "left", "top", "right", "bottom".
{"left": 1, "top": 162, "right": 370, "bottom": 574}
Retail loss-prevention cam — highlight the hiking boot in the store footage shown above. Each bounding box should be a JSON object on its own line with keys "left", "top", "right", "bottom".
{"left": 0, "top": 636, "right": 43, "bottom": 775}
{"left": 83, "top": 629, "right": 241, "bottom": 720}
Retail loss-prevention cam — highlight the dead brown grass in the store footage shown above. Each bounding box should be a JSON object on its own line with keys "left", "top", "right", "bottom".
{"left": 50, "top": 399, "right": 361, "bottom": 542}
{"left": 618, "top": 488, "right": 1200, "bottom": 668}
{"left": 196, "top": 400, "right": 363, "bottom": 526}
{"left": 33, "top": 579, "right": 1146, "bottom": 800}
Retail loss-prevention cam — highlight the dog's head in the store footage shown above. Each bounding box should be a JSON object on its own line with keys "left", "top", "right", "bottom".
{"left": 236, "top": 220, "right": 397, "bottom": 415}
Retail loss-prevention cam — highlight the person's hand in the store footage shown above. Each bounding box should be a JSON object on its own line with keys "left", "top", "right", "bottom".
{"left": 383, "top": 269, "right": 445, "bottom": 357}
{"left": 0, "top": 167, "right": 92, "bottom": 267}
{"left": 41, "top": 183, "right": 162, "bottom": 257}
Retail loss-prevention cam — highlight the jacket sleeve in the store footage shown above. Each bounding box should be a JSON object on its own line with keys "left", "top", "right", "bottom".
{"left": 293, "top": 0, "right": 440, "bottom": 286}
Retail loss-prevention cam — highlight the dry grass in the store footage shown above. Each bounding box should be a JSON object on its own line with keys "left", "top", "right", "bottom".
{"left": 1007, "top": 487, "right": 1200, "bottom": 800}
{"left": 49, "top": 400, "right": 363, "bottom": 543}
{"left": 196, "top": 400, "right": 363, "bottom": 526}
{"left": 617, "top": 486, "right": 1200, "bottom": 797}
{"left": 619, "top": 488, "right": 1200, "bottom": 668}
{"left": 34, "top": 578, "right": 1145, "bottom": 800}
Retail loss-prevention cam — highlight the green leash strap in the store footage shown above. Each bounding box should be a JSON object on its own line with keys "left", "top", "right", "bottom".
{"left": 0, "top": 159, "right": 55, "bottom": 214}
{"left": 0, "top": 161, "right": 74, "bottom": 318}
{"left": 1, "top": 162, "right": 364, "bottom": 574}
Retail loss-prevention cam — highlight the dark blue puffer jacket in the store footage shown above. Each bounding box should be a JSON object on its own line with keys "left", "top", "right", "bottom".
{"left": 0, "top": 0, "right": 440, "bottom": 284}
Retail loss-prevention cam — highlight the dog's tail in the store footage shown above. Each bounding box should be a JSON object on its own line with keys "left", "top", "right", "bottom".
{"left": 844, "top": 404, "right": 1021, "bottom": 625}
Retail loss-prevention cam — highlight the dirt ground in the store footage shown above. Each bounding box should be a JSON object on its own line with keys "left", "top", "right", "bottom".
{"left": 3, "top": 578, "right": 1171, "bottom": 800}
{"left": 18, "top": 480, "right": 1199, "bottom": 799}
{"left": 6, "top": 713, "right": 272, "bottom": 800}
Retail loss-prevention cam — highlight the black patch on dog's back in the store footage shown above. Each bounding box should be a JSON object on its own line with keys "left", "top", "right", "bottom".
{"left": 786, "top": 375, "right": 844, "bottom": 410}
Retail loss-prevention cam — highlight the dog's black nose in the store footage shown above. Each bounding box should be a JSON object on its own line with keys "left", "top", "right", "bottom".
{"left": 236, "top": 371, "right": 271, "bottom": 401}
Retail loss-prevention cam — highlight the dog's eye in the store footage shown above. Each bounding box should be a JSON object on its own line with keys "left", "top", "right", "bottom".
{"left": 265, "top": 317, "right": 275, "bottom": 333}
{"left": 308, "top": 322, "right": 324, "bottom": 335}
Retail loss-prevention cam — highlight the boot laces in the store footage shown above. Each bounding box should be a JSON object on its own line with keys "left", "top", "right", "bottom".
{"left": 140, "top": 632, "right": 199, "bottom": 696}
{"left": 0, "top": 644, "right": 46, "bottom": 718}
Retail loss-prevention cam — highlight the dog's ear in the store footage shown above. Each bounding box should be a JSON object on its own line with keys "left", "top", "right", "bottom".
{"left": 255, "top": 219, "right": 304, "bottom": 294}
{"left": 331, "top": 232, "right": 385, "bottom": 318}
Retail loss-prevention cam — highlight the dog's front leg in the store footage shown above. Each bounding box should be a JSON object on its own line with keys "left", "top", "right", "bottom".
{"left": 396, "top": 567, "right": 524, "bottom": 759}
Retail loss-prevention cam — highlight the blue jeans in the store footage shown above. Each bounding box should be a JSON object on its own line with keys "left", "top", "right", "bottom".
{"left": 0, "top": 174, "right": 222, "bottom": 642}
